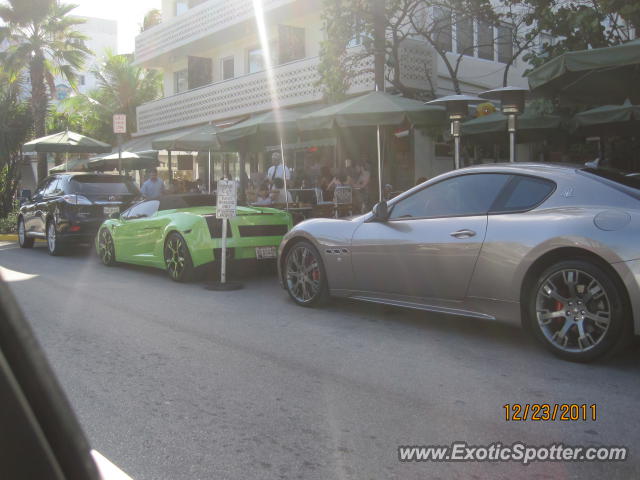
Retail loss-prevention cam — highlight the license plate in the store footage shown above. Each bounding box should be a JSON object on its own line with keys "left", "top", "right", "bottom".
{"left": 104, "top": 206, "right": 119, "bottom": 216}
{"left": 255, "top": 246, "right": 277, "bottom": 260}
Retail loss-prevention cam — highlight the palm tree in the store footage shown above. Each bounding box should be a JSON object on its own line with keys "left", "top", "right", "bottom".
{"left": 141, "top": 9, "right": 162, "bottom": 32}
{"left": 0, "top": 0, "right": 90, "bottom": 182}
{"left": 0, "top": 68, "right": 32, "bottom": 218}
{"left": 64, "top": 50, "right": 162, "bottom": 144}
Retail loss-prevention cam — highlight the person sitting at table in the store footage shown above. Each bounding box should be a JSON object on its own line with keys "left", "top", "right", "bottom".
{"left": 253, "top": 183, "right": 272, "bottom": 206}
{"left": 270, "top": 177, "right": 293, "bottom": 204}
{"left": 318, "top": 166, "right": 332, "bottom": 199}
{"left": 327, "top": 169, "right": 352, "bottom": 200}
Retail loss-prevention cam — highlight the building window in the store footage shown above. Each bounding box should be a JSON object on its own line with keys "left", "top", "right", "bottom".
{"left": 222, "top": 56, "right": 234, "bottom": 80}
{"left": 433, "top": 8, "right": 452, "bottom": 53}
{"left": 278, "top": 25, "right": 305, "bottom": 64}
{"left": 347, "top": 15, "right": 367, "bottom": 48}
{"left": 456, "top": 15, "right": 474, "bottom": 56}
{"left": 174, "top": 69, "right": 188, "bottom": 93}
{"left": 79, "top": 75, "right": 86, "bottom": 86}
{"left": 477, "top": 21, "right": 494, "bottom": 60}
{"left": 175, "top": 0, "right": 188, "bottom": 16}
{"left": 497, "top": 24, "right": 514, "bottom": 63}
{"left": 248, "top": 47, "right": 265, "bottom": 73}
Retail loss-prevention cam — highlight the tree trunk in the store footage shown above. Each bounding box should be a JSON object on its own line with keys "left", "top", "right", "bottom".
{"left": 30, "top": 55, "right": 48, "bottom": 183}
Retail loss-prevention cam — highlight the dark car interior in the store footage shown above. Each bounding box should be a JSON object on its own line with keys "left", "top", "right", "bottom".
{"left": 0, "top": 278, "right": 100, "bottom": 480}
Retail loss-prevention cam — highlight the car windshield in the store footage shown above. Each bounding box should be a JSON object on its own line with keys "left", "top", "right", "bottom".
{"left": 158, "top": 194, "right": 217, "bottom": 210}
{"left": 69, "top": 176, "right": 138, "bottom": 195}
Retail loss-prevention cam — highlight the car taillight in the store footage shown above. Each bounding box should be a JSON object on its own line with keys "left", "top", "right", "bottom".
{"left": 69, "top": 225, "right": 81, "bottom": 232}
{"left": 62, "top": 194, "right": 92, "bottom": 205}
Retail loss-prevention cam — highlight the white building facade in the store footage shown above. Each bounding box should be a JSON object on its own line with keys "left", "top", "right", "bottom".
{"left": 133, "top": 0, "right": 530, "bottom": 186}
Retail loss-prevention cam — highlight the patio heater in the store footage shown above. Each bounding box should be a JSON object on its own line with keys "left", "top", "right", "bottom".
{"left": 479, "top": 86, "right": 528, "bottom": 162}
{"left": 425, "top": 95, "right": 483, "bottom": 169}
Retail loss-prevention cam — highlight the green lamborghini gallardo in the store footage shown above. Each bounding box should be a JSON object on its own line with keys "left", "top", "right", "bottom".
{"left": 95, "top": 194, "right": 292, "bottom": 282}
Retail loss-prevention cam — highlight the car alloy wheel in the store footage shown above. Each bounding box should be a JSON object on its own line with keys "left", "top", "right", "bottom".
{"left": 530, "top": 260, "right": 629, "bottom": 362}
{"left": 97, "top": 229, "right": 116, "bottom": 266}
{"left": 536, "top": 269, "right": 610, "bottom": 353}
{"left": 17, "top": 218, "right": 34, "bottom": 248}
{"left": 285, "top": 242, "right": 327, "bottom": 306}
{"left": 164, "top": 233, "right": 194, "bottom": 282}
{"left": 46, "top": 220, "right": 65, "bottom": 256}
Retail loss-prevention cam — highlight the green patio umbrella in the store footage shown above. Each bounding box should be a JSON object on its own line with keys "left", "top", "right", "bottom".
{"left": 297, "top": 91, "right": 446, "bottom": 201}
{"left": 527, "top": 39, "right": 640, "bottom": 105}
{"left": 217, "top": 104, "right": 320, "bottom": 150}
{"left": 462, "top": 111, "right": 564, "bottom": 142}
{"left": 571, "top": 100, "right": 640, "bottom": 137}
{"left": 23, "top": 130, "right": 112, "bottom": 154}
{"left": 297, "top": 91, "right": 446, "bottom": 130}
{"left": 88, "top": 151, "right": 159, "bottom": 171}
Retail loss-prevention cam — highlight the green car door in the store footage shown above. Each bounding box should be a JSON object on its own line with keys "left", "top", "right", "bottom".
{"left": 115, "top": 200, "right": 164, "bottom": 265}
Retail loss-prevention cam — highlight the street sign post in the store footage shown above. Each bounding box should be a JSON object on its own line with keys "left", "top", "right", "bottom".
{"left": 113, "top": 114, "right": 127, "bottom": 174}
{"left": 206, "top": 179, "right": 243, "bottom": 291}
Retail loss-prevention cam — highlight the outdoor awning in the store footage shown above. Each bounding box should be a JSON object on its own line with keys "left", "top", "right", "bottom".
{"left": 23, "top": 130, "right": 112, "bottom": 154}
{"left": 120, "top": 125, "right": 203, "bottom": 153}
{"left": 461, "top": 111, "right": 564, "bottom": 142}
{"left": 264, "top": 137, "right": 337, "bottom": 152}
{"left": 49, "top": 158, "right": 93, "bottom": 173}
{"left": 151, "top": 124, "right": 223, "bottom": 151}
{"left": 88, "top": 151, "right": 159, "bottom": 171}
{"left": 527, "top": 39, "right": 640, "bottom": 104}
{"left": 571, "top": 100, "right": 640, "bottom": 137}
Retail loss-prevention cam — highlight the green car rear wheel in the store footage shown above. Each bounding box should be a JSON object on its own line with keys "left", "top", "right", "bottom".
{"left": 164, "top": 232, "right": 194, "bottom": 282}
{"left": 97, "top": 228, "right": 116, "bottom": 266}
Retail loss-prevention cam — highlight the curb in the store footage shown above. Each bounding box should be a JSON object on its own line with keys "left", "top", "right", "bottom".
{"left": 0, "top": 234, "right": 18, "bottom": 242}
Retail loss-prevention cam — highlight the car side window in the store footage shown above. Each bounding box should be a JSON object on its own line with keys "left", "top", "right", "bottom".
{"left": 34, "top": 179, "right": 51, "bottom": 198}
{"left": 43, "top": 179, "right": 59, "bottom": 196}
{"left": 389, "top": 174, "right": 512, "bottom": 220}
{"left": 492, "top": 175, "right": 556, "bottom": 213}
{"left": 123, "top": 201, "right": 160, "bottom": 219}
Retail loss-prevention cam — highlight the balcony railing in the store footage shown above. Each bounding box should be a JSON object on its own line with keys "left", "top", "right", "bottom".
{"left": 135, "top": 0, "right": 295, "bottom": 65}
{"left": 136, "top": 40, "right": 435, "bottom": 136}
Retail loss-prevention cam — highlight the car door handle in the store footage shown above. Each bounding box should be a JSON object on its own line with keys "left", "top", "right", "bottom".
{"left": 450, "top": 229, "right": 476, "bottom": 239}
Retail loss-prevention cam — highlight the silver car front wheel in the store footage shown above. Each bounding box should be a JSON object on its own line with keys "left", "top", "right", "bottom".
{"left": 284, "top": 241, "right": 328, "bottom": 307}
{"left": 530, "top": 260, "right": 628, "bottom": 362}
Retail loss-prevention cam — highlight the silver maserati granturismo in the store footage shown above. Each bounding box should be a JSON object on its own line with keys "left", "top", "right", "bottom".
{"left": 278, "top": 164, "right": 640, "bottom": 362}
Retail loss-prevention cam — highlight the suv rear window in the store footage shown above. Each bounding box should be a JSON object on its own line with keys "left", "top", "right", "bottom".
{"left": 69, "top": 176, "right": 138, "bottom": 195}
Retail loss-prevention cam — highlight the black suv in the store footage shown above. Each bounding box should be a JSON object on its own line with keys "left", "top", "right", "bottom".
{"left": 18, "top": 173, "right": 139, "bottom": 255}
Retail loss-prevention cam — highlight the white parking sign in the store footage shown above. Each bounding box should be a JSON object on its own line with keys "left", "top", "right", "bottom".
{"left": 216, "top": 180, "right": 237, "bottom": 219}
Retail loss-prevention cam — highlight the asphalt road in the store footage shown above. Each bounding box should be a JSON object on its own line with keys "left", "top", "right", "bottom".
{"left": 1, "top": 240, "right": 640, "bottom": 480}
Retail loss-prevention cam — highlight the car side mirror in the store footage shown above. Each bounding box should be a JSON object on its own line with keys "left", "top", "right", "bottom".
{"left": 372, "top": 201, "right": 389, "bottom": 222}
{"left": 109, "top": 212, "right": 120, "bottom": 219}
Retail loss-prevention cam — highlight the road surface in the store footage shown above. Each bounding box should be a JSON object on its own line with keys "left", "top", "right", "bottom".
{"left": 1, "top": 240, "right": 639, "bottom": 479}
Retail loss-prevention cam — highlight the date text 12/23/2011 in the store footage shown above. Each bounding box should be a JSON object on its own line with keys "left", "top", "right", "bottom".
{"left": 504, "top": 404, "right": 596, "bottom": 422}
